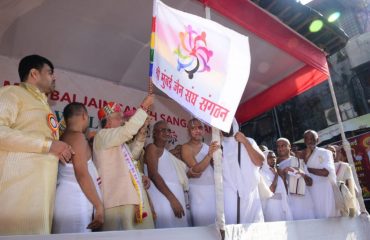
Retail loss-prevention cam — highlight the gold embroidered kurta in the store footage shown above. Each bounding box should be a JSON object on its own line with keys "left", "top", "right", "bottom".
{"left": 0, "top": 84, "right": 58, "bottom": 235}
{"left": 93, "top": 108, "right": 147, "bottom": 209}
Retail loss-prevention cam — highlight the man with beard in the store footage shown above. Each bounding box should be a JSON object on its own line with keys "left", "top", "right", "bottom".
{"left": 0, "top": 55, "right": 74, "bottom": 235}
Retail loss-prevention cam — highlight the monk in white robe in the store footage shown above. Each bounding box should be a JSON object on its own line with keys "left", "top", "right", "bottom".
{"left": 261, "top": 151, "right": 292, "bottom": 221}
{"left": 52, "top": 103, "right": 103, "bottom": 233}
{"left": 277, "top": 138, "right": 315, "bottom": 220}
{"left": 304, "top": 130, "right": 338, "bottom": 218}
{"left": 327, "top": 145, "right": 360, "bottom": 217}
{"left": 222, "top": 119, "right": 264, "bottom": 224}
{"left": 145, "top": 121, "right": 189, "bottom": 228}
{"left": 0, "top": 55, "right": 74, "bottom": 235}
{"left": 181, "top": 118, "right": 218, "bottom": 226}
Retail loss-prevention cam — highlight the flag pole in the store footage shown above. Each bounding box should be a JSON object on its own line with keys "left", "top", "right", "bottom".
{"left": 205, "top": 5, "right": 226, "bottom": 239}
{"left": 149, "top": 0, "right": 156, "bottom": 96}
{"left": 327, "top": 68, "right": 368, "bottom": 215}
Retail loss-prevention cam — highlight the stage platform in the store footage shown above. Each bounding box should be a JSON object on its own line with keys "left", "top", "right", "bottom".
{"left": 1, "top": 216, "right": 369, "bottom": 240}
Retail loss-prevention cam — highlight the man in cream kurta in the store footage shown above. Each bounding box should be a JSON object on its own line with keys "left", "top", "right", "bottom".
{"left": 0, "top": 55, "right": 74, "bottom": 235}
{"left": 93, "top": 96, "right": 153, "bottom": 231}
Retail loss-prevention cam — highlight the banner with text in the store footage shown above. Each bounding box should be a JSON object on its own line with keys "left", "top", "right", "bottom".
{"left": 150, "top": 0, "right": 250, "bottom": 132}
{"left": 332, "top": 132, "right": 370, "bottom": 200}
{"left": 0, "top": 55, "right": 202, "bottom": 147}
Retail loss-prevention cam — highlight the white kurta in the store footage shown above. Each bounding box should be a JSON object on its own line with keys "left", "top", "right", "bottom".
{"left": 306, "top": 147, "right": 338, "bottom": 218}
{"left": 147, "top": 150, "right": 188, "bottom": 228}
{"left": 189, "top": 143, "right": 216, "bottom": 226}
{"left": 278, "top": 157, "right": 315, "bottom": 220}
{"left": 52, "top": 159, "right": 101, "bottom": 233}
{"left": 260, "top": 162, "right": 292, "bottom": 222}
{"left": 222, "top": 120, "right": 263, "bottom": 224}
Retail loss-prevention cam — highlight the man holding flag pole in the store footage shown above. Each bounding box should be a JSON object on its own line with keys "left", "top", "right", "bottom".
{"left": 149, "top": 0, "right": 251, "bottom": 236}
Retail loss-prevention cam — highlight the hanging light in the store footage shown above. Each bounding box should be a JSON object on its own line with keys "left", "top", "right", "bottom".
{"left": 297, "top": 0, "right": 313, "bottom": 5}
{"left": 328, "top": 12, "right": 341, "bottom": 22}
{"left": 309, "top": 20, "right": 324, "bottom": 32}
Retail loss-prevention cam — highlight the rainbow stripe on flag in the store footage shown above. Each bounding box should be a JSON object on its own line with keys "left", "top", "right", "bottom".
{"left": 149, "top": 0, "right": 251, "bottom": 132}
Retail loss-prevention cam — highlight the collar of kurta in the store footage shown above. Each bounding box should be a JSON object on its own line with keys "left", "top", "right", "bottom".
{"left": 21, "top": 82, "right": 48, "bottom": 102}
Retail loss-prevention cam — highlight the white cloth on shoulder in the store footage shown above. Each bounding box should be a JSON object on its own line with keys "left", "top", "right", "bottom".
{"left": 52, "top": 159, "right": 101, "bottom": 233}
{"left": 146, "top": 149, "right": 189, "bottom": 228}
{"left": 306, "top": 147, "right": 338, "bottom": 218}
{"left": 260, "top": 151, "right": 292, "bottom": 222}
{"left": 189, "top": 143, "right": 216, "bottom": 226}
{"left": 222, "top": 119, "right": 264, "bottom": 224}
{"left": 278, "top": 157, "right": 315, "bottom": 220}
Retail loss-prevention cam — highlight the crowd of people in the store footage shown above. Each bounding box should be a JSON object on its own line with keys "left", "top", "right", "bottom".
{"left": 0, "top": 55, "right": 362, "bottom": 235}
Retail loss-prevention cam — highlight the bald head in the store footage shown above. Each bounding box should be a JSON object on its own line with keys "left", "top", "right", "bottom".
{"left": 276, "top": 137, "right": 291, "bottom": 158}
{"left": 304, "top": 130, "right": 319, "bottom": 149}
{"left": 276, "top": 137, "right": 290, "bottom": 145}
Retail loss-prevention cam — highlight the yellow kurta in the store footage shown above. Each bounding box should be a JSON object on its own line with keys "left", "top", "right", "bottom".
{"left": 0, "top": 84, "right": 58, "bottom": 235}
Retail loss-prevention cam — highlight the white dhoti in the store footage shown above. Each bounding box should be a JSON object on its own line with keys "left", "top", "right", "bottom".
{"left": 146, "top": 150, "right": 188, "bottom": 228}
{"left": 189, "top": 143, "right": 216, "bottom": 226}
{"left": 222, "top": 119, "right": 264, "bottom": 224}
{"left": 307, "top": 147, "right": 338, "bottom": 219}
{"left": 260, "top": 158, "right": 292, "bottom": 222}
{"left": 278, "top": 157, "right": 315, "bottom": 220}
{"left": 52, "top": 160, "right": 101, "bottom": 233}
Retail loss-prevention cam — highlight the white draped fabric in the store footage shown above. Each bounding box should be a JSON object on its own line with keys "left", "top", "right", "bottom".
{"left": 222, "top": 119, "right": 263, "bottom": 224}
{"left": 189, "top": 143, "right": 216, "bottom": 226}
{"left": 306, "top": 147, "right": 338, "bottom": 218}
{"left": 52, "top": 160, "right": 101, "bottom": 233}
{"left": 146, "top": 150, "right": 189, "bottom": 228}
{"left": 278, "top": 157, "right": 315, "bottom": 220}
{"left": 260, "top": 152, "right": 292, "bottom": 222}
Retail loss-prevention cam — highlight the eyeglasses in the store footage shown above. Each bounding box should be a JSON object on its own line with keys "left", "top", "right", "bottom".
{"left": 158, "top": 128, "right": 171, "bottom": 133}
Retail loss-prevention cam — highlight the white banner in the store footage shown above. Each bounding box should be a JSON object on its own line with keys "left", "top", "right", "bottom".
{"left": 151, "top": 0, "right": 250, "bottom": 132}
{"left": 0, "top": 55, "right": 209, "bottom": 147}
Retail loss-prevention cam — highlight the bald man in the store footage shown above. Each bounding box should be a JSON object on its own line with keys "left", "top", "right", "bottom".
{"left": 276, "top": 137, "right": 315, "bottom": 220}
{"left": 304, "top": 130, "right": 338, "bottom": 218}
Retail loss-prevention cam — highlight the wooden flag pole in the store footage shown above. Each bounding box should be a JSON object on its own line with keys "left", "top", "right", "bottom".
{"left": 205, "top": 5, "right": 226, "bottom": 239}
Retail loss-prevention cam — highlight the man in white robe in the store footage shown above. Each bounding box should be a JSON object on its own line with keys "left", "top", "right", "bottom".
{"left": 181, "top": 118, "right": 218, "bottom": 226}
{"left": 261, "top": 150, "right": 292, "bottom": 221}
{"left": 145, "top": 121, "right": 189, "bottom": 228}
{"left": 327, "top": 145, "right": 360, "bottom": 217}
{"left": 277, "top": 138, "right": 315, "bottom": 220}
{"left": 222, "top": 119, "right": 264, "bottom": 224}
{"left": 304, "top": 130, "right": 338, "bottom": 218}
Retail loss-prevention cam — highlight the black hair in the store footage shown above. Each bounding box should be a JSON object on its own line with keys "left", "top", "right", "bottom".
{"left": 100, "top": 118, "right": 108, "bottom": 128}
{"left": 152, "top": 120, "right": 166, "bottom": 140}
{"left": 63, "top": 102, "right": 87, "bottom": 122}
{"left": 18, "top": 55, "right": 54, "bottom": 82}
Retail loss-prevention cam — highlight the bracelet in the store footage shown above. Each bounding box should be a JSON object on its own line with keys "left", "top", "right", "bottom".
{"left": 140, "top": 104, "right": 149, "bottom": 112}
